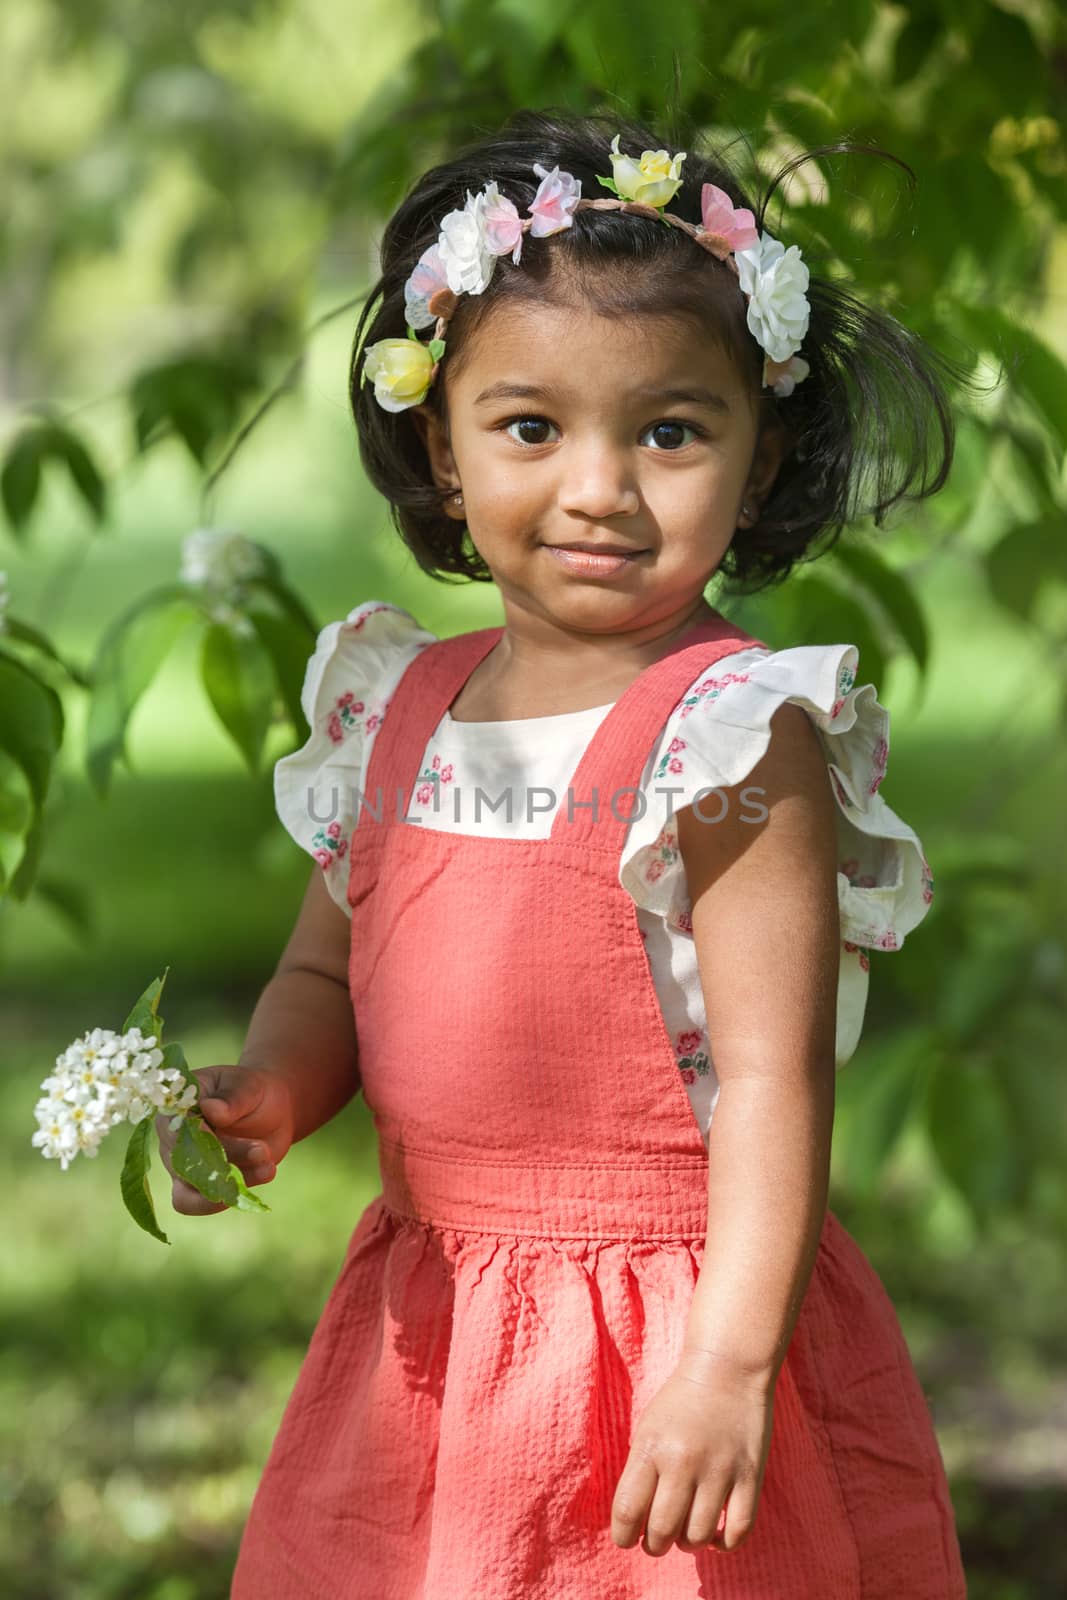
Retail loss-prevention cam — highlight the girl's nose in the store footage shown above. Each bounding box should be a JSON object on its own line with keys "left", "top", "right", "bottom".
{"left": 556, "top": 442, "right": 641, "bottom": 520}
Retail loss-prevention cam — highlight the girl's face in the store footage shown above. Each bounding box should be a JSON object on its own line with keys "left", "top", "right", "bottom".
{"left": 415, "top": 298, "right": 787, "bottom": 643}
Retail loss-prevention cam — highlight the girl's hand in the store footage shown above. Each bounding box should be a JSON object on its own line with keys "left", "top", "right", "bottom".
{"left": 611, "top": 1350, "right": 775, "bottom": 1557}
{"left": 155, "top": 1065, "right": 295, "bottom": 1217}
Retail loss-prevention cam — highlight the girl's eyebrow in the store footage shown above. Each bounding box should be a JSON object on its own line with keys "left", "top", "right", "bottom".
{"left": 472, "top": 380, "right": 733, "bottom": 415}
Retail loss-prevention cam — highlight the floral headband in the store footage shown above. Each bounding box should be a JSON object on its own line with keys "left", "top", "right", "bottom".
{"left": 361, "top": 133, "right": 811, "bottom": 413}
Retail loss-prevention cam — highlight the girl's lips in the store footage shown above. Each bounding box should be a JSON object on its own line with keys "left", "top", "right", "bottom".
{"left": 545, "top": 546, "right": 647, "bottom": 578}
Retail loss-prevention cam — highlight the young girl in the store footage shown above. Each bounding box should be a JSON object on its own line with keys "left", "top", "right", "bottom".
{"left": 160, "top": 109, "right": 970, "bottom": 1596}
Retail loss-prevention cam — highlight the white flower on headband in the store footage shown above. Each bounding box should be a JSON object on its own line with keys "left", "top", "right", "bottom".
{"left": 437, "top": 188, "right": 499, "bottom": 296}
{"left": 734, "top": 232, "right": 811, "bottom": 365}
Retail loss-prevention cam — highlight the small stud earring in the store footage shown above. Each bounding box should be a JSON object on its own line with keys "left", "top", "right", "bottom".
{"left": 452, "top": 491, "right": 463, "bottom": 505}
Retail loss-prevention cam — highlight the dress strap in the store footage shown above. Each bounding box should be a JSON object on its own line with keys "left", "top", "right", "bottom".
{"left": 548, "top": 610, "right": 768, "bottom": 852}
{"left": 358, "top": 625, "right": 504, "bottom": 829}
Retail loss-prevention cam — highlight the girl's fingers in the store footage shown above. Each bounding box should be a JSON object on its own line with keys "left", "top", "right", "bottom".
{"left": 712, "top": 1475, "right": 759, "bottom": 1552}
{"left": 640, "top": 1471, "right": 698, "bottom": 1558}
{"left": 678, "top": 1483, "right": 728, "bottom": 1551}
{"left": 610, "top": 1455, "right": 658, "bottom": 1548}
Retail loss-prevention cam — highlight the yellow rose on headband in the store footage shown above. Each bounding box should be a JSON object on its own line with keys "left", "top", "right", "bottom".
{"left": 604, "top": 134, "right": 686, "bottom": 209}
{"left": 361, "top": 334, "right": 443, "bottom": 413}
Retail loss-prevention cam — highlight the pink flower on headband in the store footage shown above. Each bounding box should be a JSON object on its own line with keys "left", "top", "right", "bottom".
{"left": 700, "top": 184, "right": 759, "bottom": 253}
{"left": 528, "top": 163, "right": 582, "bottom": 237}
{"left": 481, "top": 181, "right": 525, "bottom": 265}
{"left": 404, "top": 242, "right": 451, "bottom": 330}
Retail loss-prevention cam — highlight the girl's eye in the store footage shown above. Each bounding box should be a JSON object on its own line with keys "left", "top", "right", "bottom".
{"left": 503, "top": 415, "right": 559, "bottom": 446}
{"left": 643, "top": 420, "right": 704, "bottom": 450}
{"left": 500, "top": 415, "right": 706, "bottom": 449}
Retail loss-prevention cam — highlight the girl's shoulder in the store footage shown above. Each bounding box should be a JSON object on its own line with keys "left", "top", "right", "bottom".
{"left": 621, "top": 638, "right": 934, "bottom": 955}
{"left": 273, "top": 600, "right": 439, "bottom": 913}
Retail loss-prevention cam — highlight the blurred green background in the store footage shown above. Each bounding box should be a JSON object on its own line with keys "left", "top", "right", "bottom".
{"left": 2, "top": 0, "right": 1066, "bottom": 1595}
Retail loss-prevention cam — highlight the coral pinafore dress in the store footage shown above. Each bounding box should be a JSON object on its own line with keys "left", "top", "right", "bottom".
{"left": 232, "top": 609, "right": 967, "bottom": 1599}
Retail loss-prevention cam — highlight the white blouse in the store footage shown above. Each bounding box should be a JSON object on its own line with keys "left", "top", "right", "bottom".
{"left": 274, "top": 600, "right": 935, "bottom": 1144}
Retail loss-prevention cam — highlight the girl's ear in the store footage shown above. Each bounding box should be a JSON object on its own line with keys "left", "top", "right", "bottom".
{"left": 411, "top": 403, "right": 464, "bottom": 516}
{"left": 743, "top": 413, "right": 791, "bottom": 518}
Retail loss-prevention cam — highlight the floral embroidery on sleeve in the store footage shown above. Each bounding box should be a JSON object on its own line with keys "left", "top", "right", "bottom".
{"left": 868, "top": 735, "right": 888, "bottom": 795}
{"left": 327, "top": 690, "right": 366, "bottom": 745}
{"left": 677, "top": 671, "right": 752, "bottom": 722}
{"left": 829, "top": 659, "right": 856, "bottom": 720}
{"left": 842, "top": 940, "right": 871, "bottom": 973}
{"left": 674, "top": 1029, "right": 712, "bottom": 1085}
{"left": 653, "top": 736, "right": 687, "bottom": 782}
{"left": 414, "top": 751, "right": 455, "bottom": 807}
{"left": 643, "top": 823, "right": 680, "bottom": 884}
{"left": 311, "top": 819, "right": 349, "bottom": 872}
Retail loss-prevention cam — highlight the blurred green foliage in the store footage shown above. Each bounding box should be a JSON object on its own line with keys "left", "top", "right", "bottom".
{"left": 2, "top": 0, "right": 1066, "bottom": 1593}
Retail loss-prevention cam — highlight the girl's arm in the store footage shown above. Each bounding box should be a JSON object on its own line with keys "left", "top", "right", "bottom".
{"left": 236, "top": 862, "right": 361, "bottom": 1144}
{"left": 610, "top": 704, "right": 840, "bottom": 1555}
{"left": 675, "top": 700, "right": 841, "bottom": 1384}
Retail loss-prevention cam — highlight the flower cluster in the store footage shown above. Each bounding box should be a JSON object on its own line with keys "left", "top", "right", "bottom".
{"left": 31, "top": 1025, "right": 199, "bottom": 1170}
{"left": 361, "top": 132, "right": 811, "bottom": 413}
{"left": 179, "top": 527, "right": 268, "bottom": 635}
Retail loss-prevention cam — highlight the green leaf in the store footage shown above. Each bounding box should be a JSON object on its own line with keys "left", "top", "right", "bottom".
{"left": 428, "top": 339, "right": 446, "bottom": 361}
{"left": 244, "top": 573, "right": 318, "bottom": 640}
{"left": 160, "top": 1039, "right": 199, "bottom": 1096}
{"left": 2, "top": 617, "right": 89, "bottom": 687}
{"left": 835, "top": 1027, "right": 934, "bottom": 1194}
{"left": 925, "top": 1055, "right": 1028, "bottom": 1224}
{"left": 828, "top": 542, "right": 929, "bottom": 675}
{"left": 26, "top": 872, "right": 94, "bottom": 941}
{"left": 0, "top": 651, "right": 64, "bottom": 810}
{"left": 0, "top": 750, "right": 33, "bottom": 897}
{"left": 983, "top": 519, "right": 1067, "bottom": 623}
{"left": 0, "top": 421, "right": 107, "bottom": 534}
{"left": 947, "top": 302, "right": 1067, "bottom": 457}
{"left": 122, "top": 970, "right": 170, "bottom": 1041}
{"left": 49, "top": 425, "right": 107, "bottom": 523}
{"left": 130, "top": 354, "right": 261, "bottom": 467}
{"left": 199, "top": 617, "right": 275, "bottom": 772}
{"left": 120, "top": 1117, "right": 170, "bottom": 1245}
{"left": 244, "top": 606, "right": 315, "bottom": 734}
{"left": 1, "top": 431, "right": 43, "bottom": 535}
{"left": 86, "top": 586, "right": 199, "bottom": 797}
{"left": 8, "top": 806, "right": 45, "bottom": 901}
{"left": 230, "top": 1165, "right": 271, "bottom": 1212}
{"left": 170, "top": 1115, "right": 272, "bottom": 1214}
{"left": 172, "top": 1115, "right": 240, "bottom": 1206}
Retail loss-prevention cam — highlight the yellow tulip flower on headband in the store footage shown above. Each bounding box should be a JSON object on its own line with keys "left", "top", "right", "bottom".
{"left": 360, "top": 134, "right": 811, "bottom": 413}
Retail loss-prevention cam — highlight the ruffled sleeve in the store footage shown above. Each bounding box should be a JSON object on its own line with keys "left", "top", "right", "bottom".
{"left": 619, "top": 644, "right": 935, "bottom": 1064}
{"left": 273, "top": 600, "right": 438, "bottom": 914}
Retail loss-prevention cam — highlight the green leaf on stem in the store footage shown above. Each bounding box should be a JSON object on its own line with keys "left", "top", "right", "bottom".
{"left": 121, "top": 1117, "right": 170, "bottom": 1244}
{"left": 122, "top": 970, "right": 170, "bottom": 1042}
{"left": 171, "top": 1115, "right": 272, "bottom": 1213}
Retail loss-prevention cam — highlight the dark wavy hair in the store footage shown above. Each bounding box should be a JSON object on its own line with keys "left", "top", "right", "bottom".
{"left": 348, "top": 105, "right": 975, "bottom": 594}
